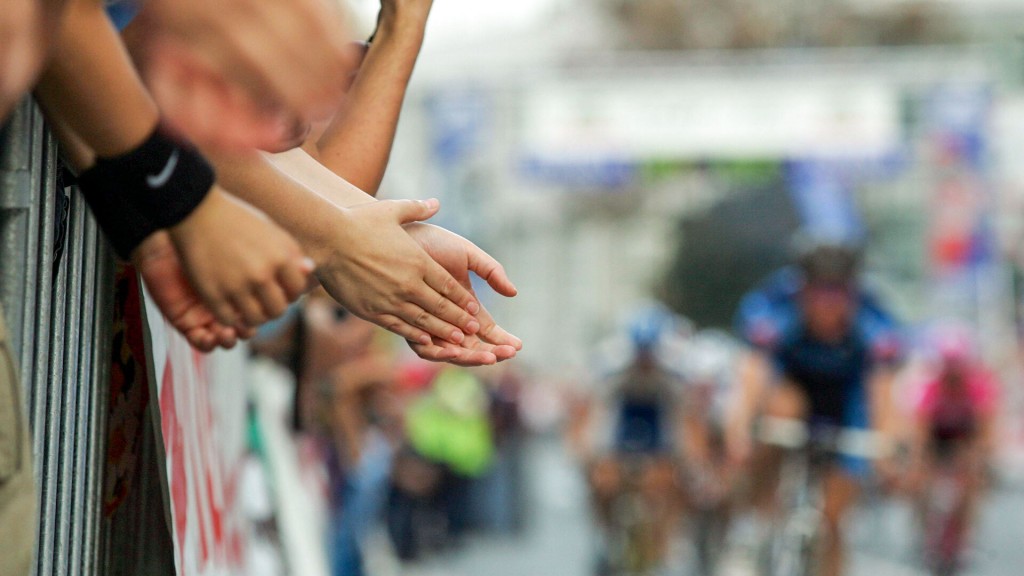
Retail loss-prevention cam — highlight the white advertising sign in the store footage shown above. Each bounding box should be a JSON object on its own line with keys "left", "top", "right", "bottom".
{"left": 521, "top": 78, "right": 900, "bottom": 160}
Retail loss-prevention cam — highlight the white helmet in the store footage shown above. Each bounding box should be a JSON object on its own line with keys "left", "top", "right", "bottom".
{"left": 684, "top": 329, "right": 739, "bottom": 385}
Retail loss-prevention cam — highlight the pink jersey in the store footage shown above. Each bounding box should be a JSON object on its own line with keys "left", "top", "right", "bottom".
{"left": 914, "top": 368, "right": 998, "bottom": 441}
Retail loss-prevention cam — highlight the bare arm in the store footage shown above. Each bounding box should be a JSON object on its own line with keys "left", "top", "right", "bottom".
{"left": 205, "top": 148, "right": 483, "bottom": 350}
{"left": 868, "top": 366, "right": 898, "bottom": 437}
{"left": 724, "top": 350, "right": 772, "bottom": 464}
{"left": 36, "top": 0, "right": 312, "bottom": 338}
{"left": 260, "top": 148, "right": 522, "bottom": 364}
{"left": 680, "top": 399, "right": 709, "bottom": 465}
{"left": 35, "top": 0, "right": 158, "bottom": 158}
{"left": 308, "top": 0, "right": 433, "bottom": 195}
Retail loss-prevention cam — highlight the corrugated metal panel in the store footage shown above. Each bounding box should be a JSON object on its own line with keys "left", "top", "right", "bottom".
{"left": 0, "top": 99, "right": 128, "bottom": 576}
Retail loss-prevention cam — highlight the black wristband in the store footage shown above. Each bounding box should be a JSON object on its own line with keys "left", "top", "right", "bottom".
{"left": 77, "top": 128, "right": 215, "bottom": 259}
{"left": 78, "top": 183, "right": 156, "bottom": 260}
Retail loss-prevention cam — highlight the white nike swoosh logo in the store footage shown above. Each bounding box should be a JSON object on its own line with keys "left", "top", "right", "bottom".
{"left": 146, "top": 149, "right": 180, "bottom": 188}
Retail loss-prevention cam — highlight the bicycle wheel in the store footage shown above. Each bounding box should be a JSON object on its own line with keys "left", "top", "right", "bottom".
{"left": 922, "top": 474, "right": 967, "bottom": 576}
{"left": 693, "top": 506, "right": 729, "bottom": 576}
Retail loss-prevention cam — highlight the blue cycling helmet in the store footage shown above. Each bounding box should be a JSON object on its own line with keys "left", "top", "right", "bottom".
{"left": 627, "top": 305, "right": 676, "bottom": 354}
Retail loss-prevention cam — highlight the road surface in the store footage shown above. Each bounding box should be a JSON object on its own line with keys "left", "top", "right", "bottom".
{"left": 383, "top": 436, "right": 1024, "bottom": 576}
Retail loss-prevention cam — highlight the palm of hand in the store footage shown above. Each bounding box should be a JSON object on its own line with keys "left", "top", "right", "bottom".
{"left": 404, "top": 223, "right": 520, "bottom": 366}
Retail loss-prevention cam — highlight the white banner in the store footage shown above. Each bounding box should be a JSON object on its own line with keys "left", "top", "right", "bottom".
{"left": 521, "top": 78, "right": 900, "bottom": 160}
{"left": 142, "top": 287, "right": 250, "bottom": 576}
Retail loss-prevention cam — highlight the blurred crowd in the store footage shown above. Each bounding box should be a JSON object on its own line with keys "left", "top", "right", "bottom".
{"left": 1, "top": 0, "right": 522, "bottom": 574}
{"left": 250, "top": 291, "right": 530, "bottom": 575}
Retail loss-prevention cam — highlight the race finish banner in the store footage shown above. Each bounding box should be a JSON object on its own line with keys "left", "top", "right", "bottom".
{"left": 139, "top": 285, "right": 250, "bottom": 576}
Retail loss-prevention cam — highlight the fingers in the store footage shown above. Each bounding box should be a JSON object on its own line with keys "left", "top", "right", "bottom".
{"left": 145, "top": 40, "right": 290, "bottom": 151}
{"left": 185, "top": 323, "right": 239, "bottom": 352}
{"left": 391, "top": 197, "right": 440, "bottom": 225}
{"left": 471, "top": 304, "right": 522, "bottom": 350}
{"left": 376, "top": 314, "right": 432, "bottom": 346}
{"left": 421, "top": 263, "right": 480, "bottom": 327}
{"left": 405, "top": 274, "right": 480, "bottom": 338}
{"left": 395, "top": 301, "right": 469, "bottom": 345}
{"left": 231, "top": 293, "right": 268, "bottom": 327}
{"left": 165, "top": 298, "right": 216, "bottom": 332}
{"left": 465, "top": 242, "right": 518, "bottom": 297}
{"left": 185, "top": 327, "right": 217, "bottom": 352}
{"left": 407, "top": 339, "right": 498, "bottom": 367}
{"left": 461, "top": 343, "right": 516, "bottom": 364}
{"left": 405, "top": 340, "right": 460, "bottom": 363}
{"left": 407, "top": 335, "right": 519, "bottom": 367}
{"left": 446, "top": 349, "right": 499, "bottom": 367}
{"left": 255, "top": 278, "right": 290, "bottom": 319}
{"left": 279, "top": 257, "right": 315, "bottom": 300}
{"left": 233, "top": 261, "right": 303, "bottom": 327}
{"left": 206, "top": 294, "right": 242, "bottom": 329}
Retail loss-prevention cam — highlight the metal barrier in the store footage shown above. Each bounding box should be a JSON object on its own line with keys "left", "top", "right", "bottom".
{"left": 0, "top": 99, "right": 114, "bottom": 576}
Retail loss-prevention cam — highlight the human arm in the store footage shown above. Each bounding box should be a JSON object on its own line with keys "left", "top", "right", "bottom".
{"left": 724, "top": 350, "right": 772, "bottom": 466}
{"left": 267, "top": 148, "right": 522, "bottom": 364}
{"left": 868, "top": 366, "right": 899, "bottom": 438}
{"left": 679, "top": 393, "right": 710, "bottom": 466}
{"left": 35, "top": 0, "right": 312, "bottom": 333}
{"left": 204, "top": 148, "right": 484, "bottom": 349}
{"left": 905, "top": 411, "right": 931, "bottom": 494}
{"left": 0, "top": 0, "right": 65, "bottom": 120}
{"left": 121, "top": 0, "right": 356, "bottom": 151}
{"left": 308, "top": 0, "right": 434, "bottom": 194}
{"left": 868, "top": 365, "right": 902, "bottom": 485}
{"left": 40, "top": 54, "right": 242, "bottom": 352}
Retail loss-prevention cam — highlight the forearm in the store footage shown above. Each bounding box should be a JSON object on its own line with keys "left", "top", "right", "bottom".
{"left": 204, "top": 149, "right": 347, "bottom": 264}
{"left": 681, "top": 410, "right": 708, "bottom": 464}
{"left": 268, "top": 147, "right": 377, "bottom": 207}
{"left": 35, "top": 0, "right": 158, "bottom": 157}
{"left": 312, "top": 7, "right": 428, "bottom": 194}
{"left": 729, "top": 351, "right": 769, "bottom": 433}
{"left": 869, "top": 368, "right": 897, "bottom": 435}
{"left": 45, "top": 110, "right": 95, "bottom": 171}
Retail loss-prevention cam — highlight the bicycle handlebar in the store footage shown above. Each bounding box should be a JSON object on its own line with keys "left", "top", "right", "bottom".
{"left": 757, "top": 417, "right": 895, "bottom": 460}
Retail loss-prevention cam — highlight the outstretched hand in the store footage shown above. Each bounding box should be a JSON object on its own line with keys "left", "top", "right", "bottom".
{"left": 127, "top": 0, "right": 359, "bottom": 151}
{"left": 313, "top": 198, "right": 485, "bottom": 348}
{"left": 133, "top": 230, "right": 254, "bottom": 352}
{"left": 404, "top": 223, "right": 521, "bottom": 366}
{"left": 168, "top": 187, "right": 313, "bottom": 330}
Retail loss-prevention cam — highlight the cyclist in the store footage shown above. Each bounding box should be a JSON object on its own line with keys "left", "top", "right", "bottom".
{"left": 680, "top": 329, "right": 741, "bottom": 575}
{"left": 725, "top": 233, "right": 903, "bottom": 576}
{"left": 906, "top": 323, "right": 998, "bottom": 572}
{"left": 571, "top": 304, "right": 691, "bottom": 574}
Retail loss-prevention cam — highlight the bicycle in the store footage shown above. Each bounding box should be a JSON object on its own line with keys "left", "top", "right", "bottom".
{"left": 917, "top": 442, "right": 981, "bottom": 576}
{"left": 597, "top": 454, "right": 675, "bottom": 576}
{"left": 687, "top": 456, "right": 732, "bottom": 576}
{"left": 755, "top": 417, "right": 892, "bottom": 576}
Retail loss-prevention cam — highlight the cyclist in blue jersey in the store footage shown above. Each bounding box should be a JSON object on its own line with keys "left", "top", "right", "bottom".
{"left": 725, "top": 234, "right": 903, "bottom": 576}
{"left": 570, "top": 304, "right": 691, "bottom": 574}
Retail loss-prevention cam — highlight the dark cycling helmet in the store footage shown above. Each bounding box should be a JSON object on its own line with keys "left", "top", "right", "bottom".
{"left": 791, "top": 230, "right": 863, "bottom": 286}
